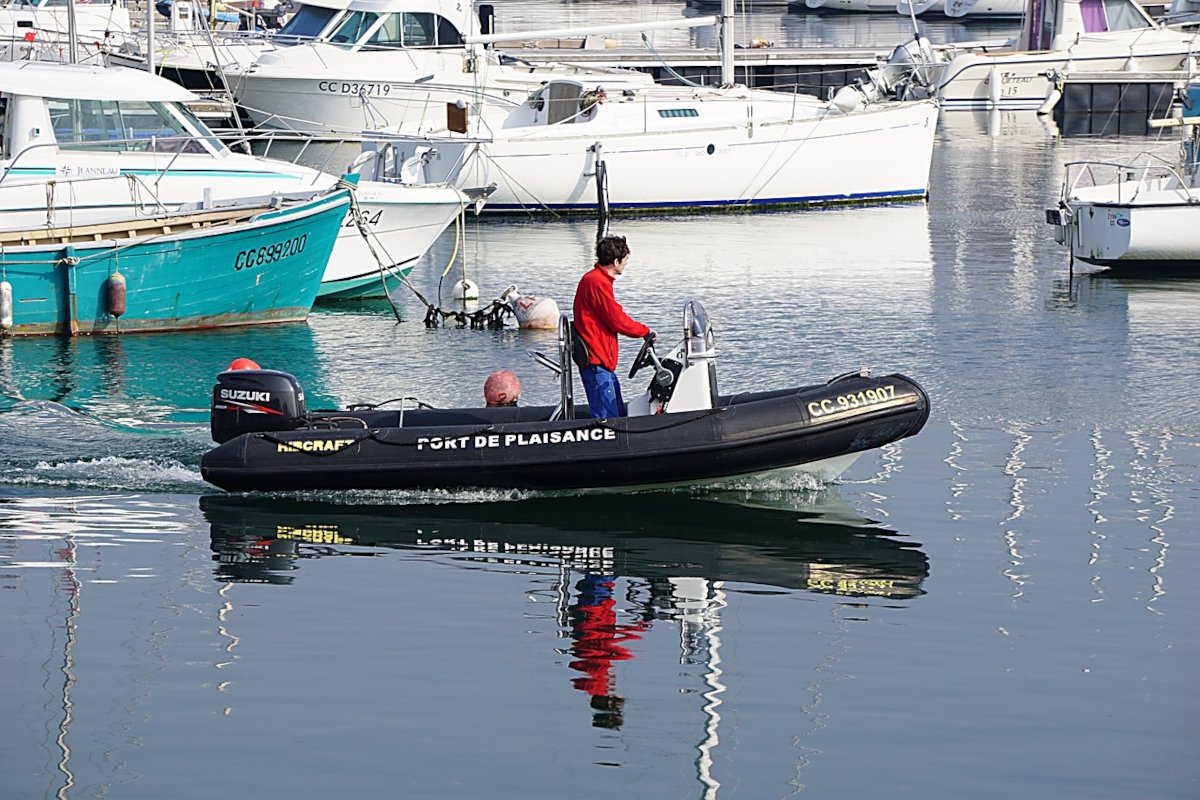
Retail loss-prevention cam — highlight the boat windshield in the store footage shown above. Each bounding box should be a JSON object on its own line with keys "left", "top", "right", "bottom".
{"left": 275, "top": 3, "right": 343, "bottom": 43}
{"left": 328, "top": 10, "right": 381, "bottom": 46}
{"left": 329, "top": 10, "right": 463, "bottom": 50}
{"left": 49, "top": 97, "right": 223, "bottom": 154}
{"left": 1091, "top": 0, "right": 1152, "bottom": 32}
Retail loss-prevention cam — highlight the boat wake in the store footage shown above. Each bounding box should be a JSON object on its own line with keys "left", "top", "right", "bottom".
{"left": 0, "top": 455, "right": 207, "bottom": 493}
{"left": 250, "top": 472, "right": 838, "bottom": 510}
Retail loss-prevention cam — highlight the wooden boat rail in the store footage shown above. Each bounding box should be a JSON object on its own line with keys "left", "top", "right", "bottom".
{"left": 0, "top": 202, "right": 277, "bottom": 247}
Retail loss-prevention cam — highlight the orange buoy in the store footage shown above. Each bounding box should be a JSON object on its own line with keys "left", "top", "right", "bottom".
{"left": 484, "top": 370, "right": 521, "bottom": 406}
{"left": 228, "top": 357, "right": 261, "bottom": 371}
{"left": 106, "top": 270, "right": 126, "bottom": 318}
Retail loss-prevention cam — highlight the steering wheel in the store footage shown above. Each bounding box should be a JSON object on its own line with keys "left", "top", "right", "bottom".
{"left": 629, "top": 337, "right": 655, "bottom": 379}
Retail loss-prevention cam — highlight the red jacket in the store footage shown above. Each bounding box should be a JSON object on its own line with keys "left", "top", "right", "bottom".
{"left": 572, "top": 265, "right": 650, "bottom": 372}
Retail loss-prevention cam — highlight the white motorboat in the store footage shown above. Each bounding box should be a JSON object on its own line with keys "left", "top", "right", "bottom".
{"left": 0, "top": 60, "right": 467, "bottom": 299}
{"left": 359, "top": 62, "right": 939, "bottom": 214}
{"left": 229, "top": 0, "right": 671, "bottom": 133}
{"left": 1047, "top": 110, "right": 1200, "bottom": 273}
{"left": 800, "top": 0, "right": 1023, "bottom": 16}
{"left": 1166, "top": 0, "right": 1200, "bottom": 23}
{"left": 803, "top": 0, "right": 921, "bottom": 14}
{"left": 104, "top": 0, "right": 351, "bottom": 92}
{"left": 896, "top": 0, "right": 1025, "bottom": 16}
{"left": 0, "top": 0, "right": 132, "bottom": 64}
{"left": 900, "top": 0, "right": 1200, "bottom": 109}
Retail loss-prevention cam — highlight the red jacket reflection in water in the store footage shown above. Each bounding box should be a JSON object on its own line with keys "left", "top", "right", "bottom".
{"left": 568, "top": 574, "right": 649, "bottom": 729}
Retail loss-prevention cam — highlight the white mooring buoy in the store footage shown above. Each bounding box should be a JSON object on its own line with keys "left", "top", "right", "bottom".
{"left": 452, "top": 278, "right": 479, "bottom": 301}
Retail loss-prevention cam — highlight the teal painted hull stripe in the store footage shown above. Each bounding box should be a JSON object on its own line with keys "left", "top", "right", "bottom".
{"left": 1, "top": 192, "right": 349, "bottom": 336}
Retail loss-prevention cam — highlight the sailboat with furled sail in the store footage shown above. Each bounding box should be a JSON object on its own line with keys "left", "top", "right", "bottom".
{"left": 360, "top": 0, "right": 938, "bottom": 214}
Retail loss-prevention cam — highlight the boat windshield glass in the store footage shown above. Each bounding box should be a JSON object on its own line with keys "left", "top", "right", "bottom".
{"left": 403, "top": 12, "right": 461, "bottom": 47}
{"left": 49, "top": 98, "right": 221, "bottom": 154}
{"left": 275, "top": 4, "right": 342, "bottom": 42}
{"left": 358, "top": 12, "right": 461, "bottom": 49}
{"left": 329, "top": 10, "right": 380, "bottom": 46}
{"left": 362, "top": 12, "right": 402, "bottom": 49}
{"left": 1099, "top": 0, "right": 1151, "bottom": 31}
{"left": 172, "top": 102, "right": 227, "bottom": 154}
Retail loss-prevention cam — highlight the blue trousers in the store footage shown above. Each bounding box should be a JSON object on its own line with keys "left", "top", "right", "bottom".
{"left": 579, "top": 365, "right": 625, "bottom": 419}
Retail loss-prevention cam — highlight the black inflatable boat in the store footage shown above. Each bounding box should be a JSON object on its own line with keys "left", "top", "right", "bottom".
{"left": 199, "top": 301, "right": 930, "bottom": 493}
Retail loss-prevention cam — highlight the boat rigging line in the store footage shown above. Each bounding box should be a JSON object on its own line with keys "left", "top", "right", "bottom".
{"left": 639, "top": 33, "right": 704, "bottom": 89}
{"left": 342, "top": 181, "right": 510, "bottom": 329}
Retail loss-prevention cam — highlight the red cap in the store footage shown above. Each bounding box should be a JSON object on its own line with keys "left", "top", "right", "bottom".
{"left": 227, "top": 358, "right": 261, "bottom": 371}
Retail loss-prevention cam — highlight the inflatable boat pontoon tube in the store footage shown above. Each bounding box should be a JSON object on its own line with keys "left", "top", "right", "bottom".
{"left": 199, "top": 301, "right": 930, "bottom": 492}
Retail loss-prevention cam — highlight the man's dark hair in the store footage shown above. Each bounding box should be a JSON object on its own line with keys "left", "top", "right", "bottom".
{"left": 596, "top": 234, "right": 630, "bottom": 267}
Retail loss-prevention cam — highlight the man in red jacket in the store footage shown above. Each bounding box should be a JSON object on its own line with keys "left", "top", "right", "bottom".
{"left": 572, "top": 234, "right": 656, "bottom": 419}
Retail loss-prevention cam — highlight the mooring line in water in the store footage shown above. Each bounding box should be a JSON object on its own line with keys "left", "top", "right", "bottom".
{"left": 343, "top": 186, "right": 508, "bottom": 329}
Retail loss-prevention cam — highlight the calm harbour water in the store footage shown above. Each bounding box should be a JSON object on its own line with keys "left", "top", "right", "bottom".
{"left": 3, "top": 7, "right": 1200, "bottom": 798}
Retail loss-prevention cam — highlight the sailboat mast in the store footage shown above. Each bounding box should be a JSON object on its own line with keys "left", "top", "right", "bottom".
{"left": 148, "top": 0, "right": 157, "bottom": 75}
{"left": 66, "top": 0, "right": 78, "bottom": 64}
{"left": 720, "top": 0, "right": 733, "bottom": 86}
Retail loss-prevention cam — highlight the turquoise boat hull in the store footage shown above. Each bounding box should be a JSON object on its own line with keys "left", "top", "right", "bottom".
{"left": 0, "top": 190, "right": 349, "bottom": 337}
{"left": 315, "top": 261, "right": 417, "bottom": 302}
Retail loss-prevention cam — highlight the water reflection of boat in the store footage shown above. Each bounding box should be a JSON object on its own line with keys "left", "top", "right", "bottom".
{"left": 203, "top": 491, "right": 927, "bottom": 780}
{"left": 201, "top": 493, "right": 930, "bottom": 598}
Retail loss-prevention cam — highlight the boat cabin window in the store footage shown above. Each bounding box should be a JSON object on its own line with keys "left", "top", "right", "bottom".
{"left": 403, "top": 12, "right": 461, "bottom": 46}
{"left": 275, "top": 3, "right": 342, "bottom": 42}
{"left": 359, "top": 12, "right": 462, "bottom": 49}
{"left": 1038, "top": 0, "right": 1057, "bottom": 49}
{"left": 49, "top": 98, "right": 218, "bottom": 154}
{"left": 658, "top": 109, "right": 699, "bottom": 118}
{"left": 0, "top": 96, "right": 7, "bottom": 160}
{"left": 329, "top": 10, "right": 380, "bottom": 46}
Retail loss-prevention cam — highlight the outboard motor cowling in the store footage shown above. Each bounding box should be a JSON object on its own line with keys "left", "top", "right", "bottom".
{"left": 211, "top": 369, "right": 306, "bottom": 444}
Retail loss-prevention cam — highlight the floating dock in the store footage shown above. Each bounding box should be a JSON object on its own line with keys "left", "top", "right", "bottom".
{"left": 1053, "top": 70, "right": 1187, "bottom": 135}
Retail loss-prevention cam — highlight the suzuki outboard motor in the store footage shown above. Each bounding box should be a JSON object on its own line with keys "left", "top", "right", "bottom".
{"left": 211, "top": 369, "right": 307, "bottom": 444}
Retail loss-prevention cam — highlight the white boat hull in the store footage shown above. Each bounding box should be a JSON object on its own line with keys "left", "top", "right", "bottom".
{"left": 1053, "top": 165, "right": 1200, "bottom": 271}
{"left": 397, "top": 97, "right": 939, "bottom": 212}
{"left": 935, "top": 33, "right": 1198, "bottom": 110}
{"left": 321, "top": 181, "right": 466, "bottom": 299}
{"left": 0, "top": 2, "right": 131, "bottom": 65}
{"left": 1071, "top": 196, "right": 1200, "bottom": 268}
{"left": 0, "top": 158, "right": 463, "bottom": 297}
{"left": 232, "top": 46, "right": 651, "bottom": 133}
